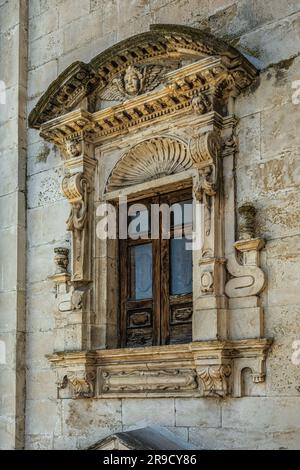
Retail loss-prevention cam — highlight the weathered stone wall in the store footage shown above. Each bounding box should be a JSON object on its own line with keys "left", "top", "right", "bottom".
{"left": 1, "top": 0, "right": 299, "bottom": 450}
{"left": 0, "top": 0, "right": 27, "bottom": 450}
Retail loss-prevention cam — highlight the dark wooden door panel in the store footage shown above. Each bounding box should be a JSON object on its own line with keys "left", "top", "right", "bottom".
{"left": 119, "top": 189, "right": 193, "bottom": 348}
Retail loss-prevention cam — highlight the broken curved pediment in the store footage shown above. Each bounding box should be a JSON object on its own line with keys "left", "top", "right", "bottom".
{"left": 28, "top": 24, "right": 257, "bottom": 130}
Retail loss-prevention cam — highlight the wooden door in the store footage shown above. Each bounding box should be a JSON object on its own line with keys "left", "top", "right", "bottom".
{"left": 120, "top": 189, "right": 193, "bottom": 348}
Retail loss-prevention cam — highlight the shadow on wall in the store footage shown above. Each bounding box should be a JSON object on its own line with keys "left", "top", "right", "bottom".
{"left": 0, "top": 339, "right": 6, "bottom": 364}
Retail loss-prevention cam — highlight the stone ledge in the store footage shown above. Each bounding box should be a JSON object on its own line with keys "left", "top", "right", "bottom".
{"left": 48, "top": 339, "right": 272, "bottom": 399}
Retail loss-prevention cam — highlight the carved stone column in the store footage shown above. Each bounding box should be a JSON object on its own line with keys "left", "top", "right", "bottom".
{"left": 190, "top": 130, "right": 228, "bottom": 341}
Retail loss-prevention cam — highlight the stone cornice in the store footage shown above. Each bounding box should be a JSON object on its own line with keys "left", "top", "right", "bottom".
{"left": 37, "top": 54, "right": 256, "bottom": 149}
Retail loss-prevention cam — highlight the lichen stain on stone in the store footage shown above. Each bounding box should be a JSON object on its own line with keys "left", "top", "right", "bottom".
{"left": 38, "top": 168, "right": 63, "bottom": 206}
{"left": 65, "top": 400, "right": 121, "bottom": 432}
{"left": 36, "top": 144, "right": 51, "bottom": 163}
{"left": 65, "top": 400, "right": 93, "bottom": 430}
{"left": 264, "top": 55, "right": 297, "bottom": 86}
{"left": 260, "top": 157, "right": 296, "bottom": 193}
{"left": 262, "top": 200, "right": 299, "bottom": 231}
{"left": 195, "top": 4, "right": 238, "bottom": 40}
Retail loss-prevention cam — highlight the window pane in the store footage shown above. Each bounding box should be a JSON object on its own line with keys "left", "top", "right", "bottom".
{"left": 170, "top": 238, "right": 192, "bottom": 295}
{"left": 128, "top": 204, "right": 150, "bottom": 239}
{"left": 171, "top": 200, "right": 193, "bottom": 227}
{"left": 129, "top": 244, "right": 153, "bottom": 300}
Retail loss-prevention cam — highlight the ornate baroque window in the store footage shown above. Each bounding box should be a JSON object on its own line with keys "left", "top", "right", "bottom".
{"left": 30, "top": 25, "right": 272, "bottom": 400}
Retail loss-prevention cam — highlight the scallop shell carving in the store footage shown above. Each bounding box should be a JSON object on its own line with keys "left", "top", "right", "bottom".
{"left": 106, "top": 137, "right": 192, "bottom": 192}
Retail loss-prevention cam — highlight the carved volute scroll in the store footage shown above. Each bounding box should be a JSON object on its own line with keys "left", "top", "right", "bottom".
{"left": 29, "top": 25, "right": 272, "bottom": 399}
{"left": 62, "top": 173, "right": 90, "bottom": 281}
{"left": 226, "top": 204, "right": 266, "bottom": 299}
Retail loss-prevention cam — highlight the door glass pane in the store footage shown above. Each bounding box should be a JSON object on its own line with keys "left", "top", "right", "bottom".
{"left": 129, "top": 244, "right": 153, "bottom": 300}
{"left": 170, "top": 238, "right": 192, "bottom": 295}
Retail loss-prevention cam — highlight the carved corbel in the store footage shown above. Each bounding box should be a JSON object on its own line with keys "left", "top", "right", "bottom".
{"left": 62, "top": 172, "right": 91, "bottom": 282}
{"left": 189, "top": 130, "right": 222, "bottom": 169}
{"left": 57, "top": 370, "right": 96, "bottom": 399}
{"left": 197, "top": 364, "right": 231, "bottom": 397}
{"left": 232, "top": 341, "right": 272, "bottom": 397}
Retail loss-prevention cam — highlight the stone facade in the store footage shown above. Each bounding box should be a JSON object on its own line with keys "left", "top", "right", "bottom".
{"left": 0, "top": 0, "right": 300, "bottom": 450}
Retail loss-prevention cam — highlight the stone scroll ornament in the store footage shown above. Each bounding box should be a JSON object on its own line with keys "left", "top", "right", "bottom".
{"left": 225, "top": 204, "right": 266, "bottom": 298}
{"left": 58, "top": 371, "right": 95, "bottom": 399}
{"left": 62, "top": 173, "right": 90, "bottom": 282}
{"left": 189, "top": 131, "right": 222, "bottom": 196}
{"left": 189, "top": 131, "right": 222, "bottom": 239}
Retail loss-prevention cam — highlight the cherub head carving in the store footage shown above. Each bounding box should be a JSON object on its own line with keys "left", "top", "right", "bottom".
{"left": 123, "top": 66, "right": 144, "bottom": 96}
{"left": 66, "top": 139, "right": 82, "bottom": 158}
{"left": 191, "top": 93, "right": 211, "bottom": 115}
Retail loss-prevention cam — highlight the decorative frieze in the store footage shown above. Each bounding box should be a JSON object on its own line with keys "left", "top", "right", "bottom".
{"left": 100, "top": 369, "right": 198, "bottom": 394}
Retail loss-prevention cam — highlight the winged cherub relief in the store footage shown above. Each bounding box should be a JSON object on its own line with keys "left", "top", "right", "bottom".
{"left": 94, "top": 64, "right": 171, "bottom": 106}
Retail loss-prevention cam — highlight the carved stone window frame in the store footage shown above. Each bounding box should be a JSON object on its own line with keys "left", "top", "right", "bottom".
{"left": 29, "top": 25, "right": 272, "bottom": 399}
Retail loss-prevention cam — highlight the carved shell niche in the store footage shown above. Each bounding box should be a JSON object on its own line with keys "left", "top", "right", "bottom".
{"left": 106, "top": 137, "right": 192, "bottom": 192}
